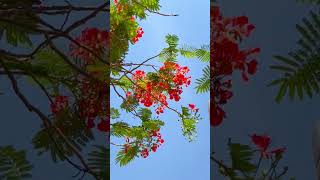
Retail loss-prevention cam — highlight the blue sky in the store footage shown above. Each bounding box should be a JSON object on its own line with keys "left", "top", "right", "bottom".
{"left": 110, "top": 0, "right": 210, "bottom": 179}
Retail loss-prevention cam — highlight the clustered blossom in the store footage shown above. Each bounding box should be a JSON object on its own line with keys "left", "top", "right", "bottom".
{"left": 50, "top": 95, "right": 69, "bottom": 115}
{"left": 124, "top": 129, "right": 165, "bottom": 158}
{"left": 78, "top": 78, "right": 110, "bottom": 132}
{"left": 70, "top": 28, "right": 109, "bottom": 64}
{"left": 132, "top": 27, "right": 144, "bottom": 44}
{"left": 54, "top": 28, "right": 110, "bottom": 133}
{"left": 251, "top": 134, "right": 286, "bottom": 158}
{"left": 126, "top": 61, "right": 191, "bottom": 115}
{"left": 189, "top": 104, "right": 199, "bottom": 112}
{"left": 211, "top": 6, "right": 260, "bottom": 127}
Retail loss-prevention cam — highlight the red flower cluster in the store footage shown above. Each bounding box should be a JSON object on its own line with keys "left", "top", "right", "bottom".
{"left": 70, "top": 28, "right": 109, "bottom": 64}
{"left": 132, "top": 27, "right": 144, "bottom": 44}
{"left": 69, "top": 28, "right": 110, "bottom": 133}
{"left": 127, "top": 62, "right": 191, "bottom": 115}
{"left": 124, "top": 129, "right": 164, "bottom": 158}
{"left": 140, "top": 130, "right": 164, "bottom": 158}
{"left": 251, "top": 134, "right": 286, "bottom": 158}
{"left": 189, "top": 104, "right": 199, "bottom": 112}
{"left": 211, "top": 6, "right": 260, "bottom": 126}
{"left": 78, "top": 78, "right": 109, "bottom": 132}
{"left": 50, "top": 95, "right": 69, "bottom": 115}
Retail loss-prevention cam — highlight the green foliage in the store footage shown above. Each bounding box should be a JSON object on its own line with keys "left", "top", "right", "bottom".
{"left": 88, "top": 145, "right": 109, "bottom": 180}
{"left": 0, "top": 146, "right": 33, "bottom": 180}
{"left": 116, "top": 145, "right": 138, "bottom": 167}
{"left": 111, "top": 108, "right": 121, "bottom": 119}
{"left": 111, "top": 121, "right": 130, "bottom": 137}
{"left": 120, "top": 95, "right": 139, "bottom": 112}
{"left": 195, "top": 65, "right": 210, "bottom": 93}
{"left": 32, "top": 110, "right": 94, "bottom": 162}
{"left": 228, "top": 141, "right": 256, "bottom": 173}
{"left": 180, "top": 106, "right": 199, "bottom": 142}
{"left": 0, "top": 0, "right": 40, "bottom": 47}
{"left": 119, "top": 0, "right": 161, "bottom": 20}
{"left": 28, "top": 48, "right": 75, "bottom": 88}
{"left": 270, "top": 10, "right": 320, "bottom": 102}
{"left": 138, "top": 108, "right": 152, "bottom": 121}
{"left": 110, "top": 0, "right": 161, "bottom": 64}
{"left": 180, "top": 45, "right": 210, "bottom": 93}
{"left": 114, "top": 76, "right": 133, "bottom": 91}
{"left": 142, "top": 119, "right": 164, "bottom": 130}
{"left": 159, "top": 34, "right": 180, "bottom": 62}
{"left": 212, "top": 138, "right": 294, "bottom": 180}
{"left": 180, "top": 45, "right": 210, "bottom": 62}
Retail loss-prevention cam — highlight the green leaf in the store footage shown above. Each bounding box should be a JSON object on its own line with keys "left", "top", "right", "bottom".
{"left": 275, "top": 81, "right": 288, "bottom": 103}
{"left": 88, "top": 145, "right": 109, "bottom": 180}
{"left": 138, "top": 108, "right": 152, "bottom": 121}
{"left": 111, "top": 108, "right": 120, "bottom": 119}
{"left": 0, "top": 146, "right": 33, "bottom": 179}
{"left": 159, "top": 34, "right": 179, "bottom": 62}
{"left": 115, "top": 146, "right": 138, "bottom": 166}
{"left": 270, "top": 11, "right": 320, "bottom": 102}
{"left": 228, "top": 140, "right": 256, "bottom": 173}
{"left": 111, "top": 122, "right": 130, "bottom": 137}
{"left": 179, "top": 45, "right": 210, "bottom": 62}
{"left": 180, "top": 106, "right": 198, "bottom": 141}
{"left": 195, "top": 65, "right": 210, "bottom": 93}
{"left": 32, "top": 110, "right": 94, "bottom": 162}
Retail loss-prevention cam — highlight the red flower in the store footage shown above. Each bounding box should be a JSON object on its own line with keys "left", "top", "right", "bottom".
{"left": 251, "top": 134, "right": 271, "bottom": 151}
{"left": 251, "top": 134, "right": 286, "bottom": 158}
{"left": 270, "top": 147, "right": 286, "bottom": 157}
{"left": 51, "top": 95, "right": 69, "bottom": 114}
{"left": 97, "top": 120, "right": 110, "bottom": 132}
{"left": 70, "top": 28, "right": 109, "bottom": 64}
{"left": 130, "top": 62, "right": 191, "bottom": 115}
{"left": 247, "top": 60, "right": 258, "bottom": 75}
{"left": 211, "top": 5, "right": 260, "bottom": 127}
{"left": 189, "top": 104, "right": 195, "bottom": 109}
{"left": 211, "top": 105, "right": 225, "bottom": 127}
{"left": 140, "top": 148, "right": 149, "bottom": 158}
{"left": 151, "top": 144, "right": 158, "bottom": 152}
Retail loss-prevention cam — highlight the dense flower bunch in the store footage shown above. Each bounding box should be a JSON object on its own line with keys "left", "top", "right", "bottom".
{"left": 126, "top": 61, "right": 191, "bottom": 115}
{"left": 70, "top": 28, "right": 109, "bottom": 65}
{"left": 124, "top": 129, "right": 164, "bottom": 158}
{"left": 50, "top": 95, "right": 69, "bottom": 115}
{"left": 211, "top": 6, "right": 260, "bottom": 126}
{"left": 132, "top": 27, "right": 144, "bottom": 44}
{"left": 251, "top": 134, "right": 286, "bottom": 159}
{"left": 49, "top": 28, "right": 110, "bottom": 133}
{"left": 78, "top": 78, "right": 110, "bottom": 132}
{"left": 69, "top": 27, "right": 110, "bottom": 133}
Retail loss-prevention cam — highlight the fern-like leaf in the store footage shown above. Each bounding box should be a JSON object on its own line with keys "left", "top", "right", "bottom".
{"left": 195, "top": 65, "right": 210, "bottom": 93}
{"left": 0, "top": 146, "right": 33, "bottom": 180}
{"left": 88, "top": 145, "right": 109, "bottom": 180}
{"left": 180, "top": 45, "right": 210, "bottom": 62}
{"left": 270, "top": 11, "right": 320, "bottom": 102}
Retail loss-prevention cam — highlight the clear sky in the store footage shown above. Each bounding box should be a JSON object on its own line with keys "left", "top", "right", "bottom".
{"left": 110, "top": 0, "right": 210, "bottom": 180}
{"left": 212, "top": 1, "right": 319, "bottom": 179}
